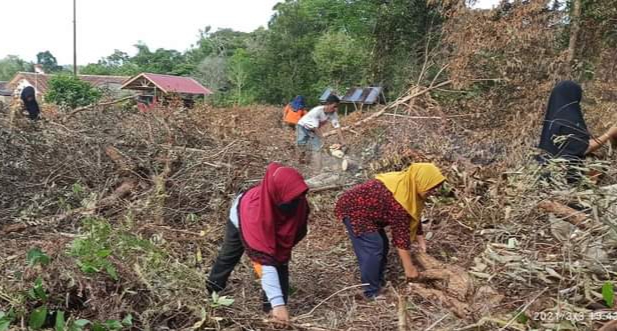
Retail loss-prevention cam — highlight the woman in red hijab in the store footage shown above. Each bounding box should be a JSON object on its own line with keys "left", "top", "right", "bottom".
{"left": 207, "top": 163, "right": 309, "bottom": 323}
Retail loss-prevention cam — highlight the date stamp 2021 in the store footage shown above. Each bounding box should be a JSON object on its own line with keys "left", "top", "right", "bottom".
{"left": 532, "top": 311, "right": 617, "bottom": 322}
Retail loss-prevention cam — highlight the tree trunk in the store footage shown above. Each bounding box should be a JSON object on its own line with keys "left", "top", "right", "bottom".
{"left": 566, "top": 0, "right": 582, "bottom": 68}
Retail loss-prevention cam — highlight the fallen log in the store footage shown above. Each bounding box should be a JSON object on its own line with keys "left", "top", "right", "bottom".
{"left": 407, "top": 283, "right": 470, "bottom": 318}
{"left": 415, "top": 252, "right": 474, "bottom": 301}
{"left": 305, "top": 173, "right": 341, "bottom": 189}
{"left": 341, "top": 158, "right": 359, "bottom": 172}
{"left": 537, "top": 200, "right": 588, "bottom": 227}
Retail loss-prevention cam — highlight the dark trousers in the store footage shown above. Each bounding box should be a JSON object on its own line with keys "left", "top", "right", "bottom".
{"left": 207, "top": 220, "right": 290, "bottom": 312}
{"left": 343, "top": 217, "right": 389, "bottom": 298}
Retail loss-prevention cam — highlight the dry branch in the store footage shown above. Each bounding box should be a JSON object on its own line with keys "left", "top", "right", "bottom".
{"left": 62, "top": 95, "right": 136, "bottom": 121}
{"left": 323, "top": 80, "right": 452, "bottom": 137}
{"left": 397, "top": 291, "right": 408, "bottom": 331}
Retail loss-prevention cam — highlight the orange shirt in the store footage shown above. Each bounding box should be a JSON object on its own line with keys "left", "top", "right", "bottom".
{"left": 283, "top": 104, "right": 307, "bottom": 125}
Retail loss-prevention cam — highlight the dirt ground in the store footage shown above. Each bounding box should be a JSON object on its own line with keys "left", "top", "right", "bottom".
{"left": 1, "top": 99, "right": 616, "bottom": 331}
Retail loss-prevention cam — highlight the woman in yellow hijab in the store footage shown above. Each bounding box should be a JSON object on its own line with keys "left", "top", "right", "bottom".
{"left": 335, "top": 163, "right": 445, "bottom": 299}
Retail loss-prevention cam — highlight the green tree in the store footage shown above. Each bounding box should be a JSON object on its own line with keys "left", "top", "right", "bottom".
{"left": 227, "top": 49, "right": 254, "bottom": 105}
{"left": 132, "top": 43, "right": 191, "bottom": 75}
{"left": 313, "top": 31, "right": 369, "bottom": 92}
{"left": 45, "top": 75, "right": 102, "bottom": 109}
{"left": 81, "top": 50, "right": 140, "bottom": 76}
{"left": 36, "top": 51, "right": 62, "bottom": 73}
{"left": 0, "top": 55, "right": 33, "bottom": 80}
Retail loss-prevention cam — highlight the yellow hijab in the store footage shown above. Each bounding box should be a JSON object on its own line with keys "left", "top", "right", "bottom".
{"left": 375, "top": 163, "right": 446, "bottom": 239}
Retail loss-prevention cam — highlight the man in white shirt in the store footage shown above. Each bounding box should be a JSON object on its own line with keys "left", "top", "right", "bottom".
{"left": 296, "top": 95, "right": 345, "bottom": 166}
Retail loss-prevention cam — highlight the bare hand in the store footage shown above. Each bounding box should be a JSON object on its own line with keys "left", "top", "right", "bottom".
{"left": 405, "top": 266, "right": 419, "bottom": 280}
{"left": 416, "top": 235, "right": 427, "bottom": 253}
{"left": 271, "top": 305, "right": 290, "bottom": 324}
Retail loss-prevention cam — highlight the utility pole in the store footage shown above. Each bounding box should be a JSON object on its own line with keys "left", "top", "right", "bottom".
{"left": 73, "top": 0, "right": 77, "bottom": 76}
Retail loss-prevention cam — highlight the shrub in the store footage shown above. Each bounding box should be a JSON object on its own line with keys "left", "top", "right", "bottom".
{"left": 45, "top": 75, "right": 102, "bottom": 109}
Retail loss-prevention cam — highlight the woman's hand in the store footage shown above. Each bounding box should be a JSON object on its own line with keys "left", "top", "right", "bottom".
{"left": 397, "top": 248, "right": 419, "bottom": 280}
{"left": 416, "top": 235, "right": 427, "bottom": 253}
{"left": 271, "top": 305, "right": 290, "bottom": 324}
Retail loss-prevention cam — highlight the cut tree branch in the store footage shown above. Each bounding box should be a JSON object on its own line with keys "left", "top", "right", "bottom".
{"left": 62, "top": 95, "right": 136, "bottom": 121}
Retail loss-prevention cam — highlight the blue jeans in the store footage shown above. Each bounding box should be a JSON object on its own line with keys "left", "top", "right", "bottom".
{"left": 296, "top": 125, "right": 322, "bottom": 151}
{"left": 343, "top": 217, "right": 389, "bottom": 298}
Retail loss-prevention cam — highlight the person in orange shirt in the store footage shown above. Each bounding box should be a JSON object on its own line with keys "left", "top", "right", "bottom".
{"left": 282, "top": 95, "right": 307, "bottom": 129}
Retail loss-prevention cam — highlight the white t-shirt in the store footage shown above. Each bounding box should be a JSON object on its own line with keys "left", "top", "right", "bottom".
{"left": 297, "top": 105, "right": 340, "bottom": 130}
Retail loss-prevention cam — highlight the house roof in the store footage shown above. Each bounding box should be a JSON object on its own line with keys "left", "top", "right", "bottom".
{"left": 319, "top": 88, "right": 336, "bottom": 103}
{"left": 7, "top": 72, "right": 129, "bottom": 94}
{"left": 341, "top": 87, "right": 383, "bottom": 105}
{"left": 121, "top": 73, "right": 212, "bottom": 95}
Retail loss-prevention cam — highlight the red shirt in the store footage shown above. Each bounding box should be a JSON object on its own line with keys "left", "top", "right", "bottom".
{"left": 335, "top": 180, "right": 422, "bottom": 250}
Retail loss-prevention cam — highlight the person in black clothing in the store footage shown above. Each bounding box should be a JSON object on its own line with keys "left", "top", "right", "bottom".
{"left": 20, "top": 86, "right": 40, "bottom": 120}
{"left": 538, "top": 80, "right": 617, "bottom": 182}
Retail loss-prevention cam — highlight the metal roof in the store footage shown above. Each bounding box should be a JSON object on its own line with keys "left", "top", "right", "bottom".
{"left": 318, "top": 88, "right": 335, "bottom": 103}
{"left": 121, "top": 73, "right": 212, "bottom": 95}
{"left": 341, "top": 87, "right": 383, "bottom": 105}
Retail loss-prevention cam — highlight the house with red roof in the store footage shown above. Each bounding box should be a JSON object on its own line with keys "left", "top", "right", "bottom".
{"left": 120, "top": 73, "right": 212, "bottom": 109}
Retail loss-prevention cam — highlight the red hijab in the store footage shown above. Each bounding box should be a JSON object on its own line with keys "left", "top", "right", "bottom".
{"left": 239, "top": 163, "right": 309, "bottom": 265}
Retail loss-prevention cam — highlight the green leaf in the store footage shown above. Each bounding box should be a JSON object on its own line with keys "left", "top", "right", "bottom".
{"left": 72, "top": 183, "right": 84, "bottom": 195}
{"left": 121, "top": 314, "right": 133, "bottom": 326}
{"left": 211, "top": 291, "right": 219, "bottom": 303}
{"left": 77, "top": 261, "right": 99, "bottom": 274}
{"left": 31, "top": 277, "right": 48, "bottom": 301}
{"left": 73, "top": 319, "right": 90, "bottom": 327}
{"left": 216, "top": 296, "right": 235, "bottom": 307}
{"left": 602, "top": 281, "right": 615, "bottom": 308}
{"left": 91, "top": 323, "right": 106, "bottom": 331}
{"left": 96, "top": 249, "right": 112, "bottom": 258}
{"left": 105, "top": 264, "right": 118, "bottom": 280}
{"left": 27, "top": 248, "right": 51, "bottom": 266}
{"left": 55, "top": 311, "right": 65, "bottom": 331}
{"left": 104, "top": 319, "right": 123, "bottom": 330}
{"left": 515, "top": 311, "right": 529, "bottom": 324}
{"left": 70, "top": 319, "right": 91, "bottom": 331}
{"left": 29, "top": 306, "right": 48, "bottom": 330}
{"left": 0, "top": 310, "right": 13, "bottom": 331}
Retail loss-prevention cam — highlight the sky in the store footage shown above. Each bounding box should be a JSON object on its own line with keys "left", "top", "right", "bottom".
{"left": 1, "top": 0, "right": 500, "bottom": 66}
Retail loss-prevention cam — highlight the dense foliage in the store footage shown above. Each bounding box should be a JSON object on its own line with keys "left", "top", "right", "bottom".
{"left": 45, "top": 75, "right": 102, "bottom": 109}
{"left": 0, "top": 55, "right": 33, "bottom": 81}
{"left": 1, "top": 0, "right": 615, "bottom": 106}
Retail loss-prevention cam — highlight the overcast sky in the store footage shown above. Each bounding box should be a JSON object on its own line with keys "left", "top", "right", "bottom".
{"left": 1, "top": 0, "right": 500, "bottom": 66}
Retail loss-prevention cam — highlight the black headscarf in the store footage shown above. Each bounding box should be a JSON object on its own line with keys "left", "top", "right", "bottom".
{"left": 538, "top": 80, "right": 590, "bottom": 159}
{"left": 20, "top": 86, "right": 40, "bottom": 120}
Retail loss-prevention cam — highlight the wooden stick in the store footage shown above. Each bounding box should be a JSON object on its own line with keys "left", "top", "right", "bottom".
{"left": 425, "top": 313, "right": 451, "bottom": 331}
{"left": 397, "top": 291, "right": 408, "bottom": 331}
